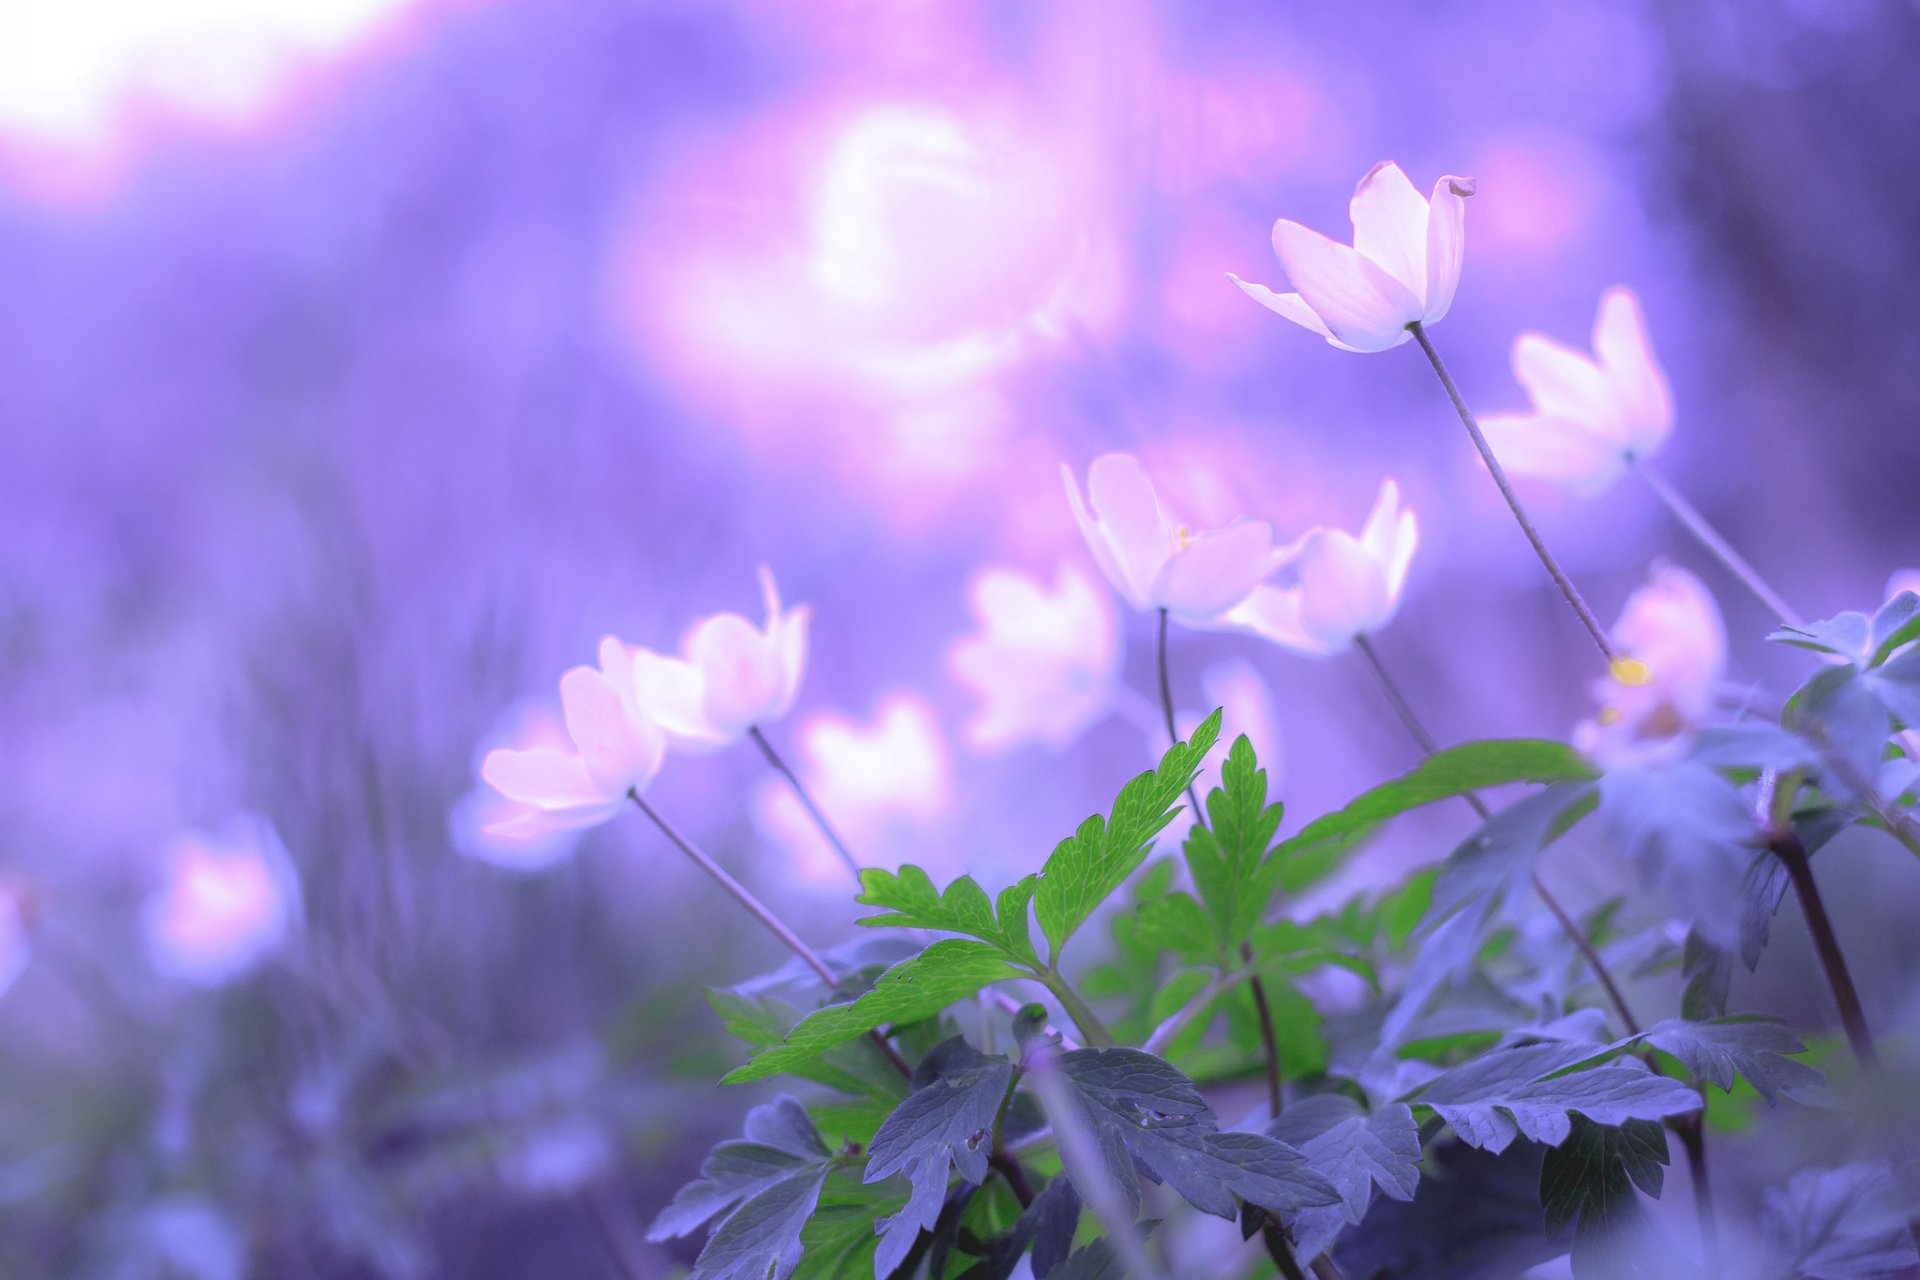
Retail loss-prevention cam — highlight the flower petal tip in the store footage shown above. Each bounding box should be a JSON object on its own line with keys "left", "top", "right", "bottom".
{"left": 1444, "top": 175, "right": 1477, "bottom": 198}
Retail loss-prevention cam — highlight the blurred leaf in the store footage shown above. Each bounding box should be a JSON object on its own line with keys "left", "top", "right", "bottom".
{"left": 1034, "top": 710, "right": 1222, "bottom": 964}
{"left": 1679, "top": 930, "right": 1732, "bottom": 1023}
{"left": 1786, "top": 666, "right": 1891, "bottom": 800}
{"left": 1428, "top": 784, "right": 1599, "bottom": 921}
{"left": 725, "top": 943, "right": 1024, "bottom": 1085}
{"left": 1598, "top": 764, "right": 1759, "bottom": 949}
{"left": 1772, "top": 612, "right": 1874, "bottom": 664}
{"left": 1538, "top": 1117, "right": 1669, "bottom": 1277}
{"left": 1273, "top": 740, "right": 1598, "bottom": 892}
{"left": 1332, "top": 1139, "right": 1562, "bottom": 1279}
{"left": 1407, "top": 1042, "right": 1700, "bottom": 1153}
{"left": 1868, "top": 592, "right": 1920, "bottom": 668}
{"left": 1867, "top": 646, "right": 1920, "bottom": 729}
{"left": 864, "top": 1038, "right": 1015, "bottom": 1278}
{"left": 1762, "top": 1163, "right": 1920, "bottom": 1279}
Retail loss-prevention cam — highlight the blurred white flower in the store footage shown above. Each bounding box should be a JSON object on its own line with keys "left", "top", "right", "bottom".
{"left": 144, "top": 816, "right": 297, "bottom": 985}
{"left": 1479, "top": 287, "right": 1673, "bottom": 496}
{"left": 628, "top": 566, "right": 811, "bottom": 750}
{"left": 451, "top": 703, "right": 587, "bottom": 872}
{"left": 1573, "top": 564, "right": 1726, "bottom": 771}
{"left": 481, "top": 639, "right": 666, "bottom": 837}
{"left": 1063, "top": 453, "right": 1281, "bottom": 626}
{"left": 948, "top": 563, "right": 1122, "bottom": 752}
{"left": 754, "top": 693, "right": 953, "bottom": 883}
{"left": 1888, "top": 568, "right": 1920, "bottom": 602}
{"left": 1224, "top": 479, "right": 1418, "bottom": 656}
{"left": 0, "top": 883, "right": 30, "bottom": 1000}
{"left": 1229, "top": 161, "right": 1475, "bottom": 353}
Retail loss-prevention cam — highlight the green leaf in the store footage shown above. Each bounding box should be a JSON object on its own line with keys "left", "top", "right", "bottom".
{"left": 1538, "top": 1117, "right": 1667, "bottom": 1269}
{"left": 857, "top": 867, "right": 1042, "bottom": 968}
{"left": 1185, "top": 734, "right": 1286, "bottom": 952}
{"left": 1269, "top": 1096, "right": 1421, "bottom": 1261}
{"left": 1407, "top": 1042, "right": 1701, "bottom": 1153}
{"left": 707, "top": 991, "right": 908, "bottom": 1102}
{"left": 1045, "top": 1047, "right": 1341, "bottom": 1223}
{"left": 864, "top": 1038, "right": 1015, "bottom": 1278}
{"left": 789, "top": 1174, "right": 908, "bottom": 1280}
{"left": 1034, "top": 709, "right": 1222, "bottom": 963}
{"left": 1131, "top": 891, "right": 1215, "bottom": 962}
{"left": 726, "top": 942, "right": 1025, "bottom": 1085}
{"left": 1771, "top": 611, "right": 1874, "bottom": 665}
{"left": 1637, "top": 1018, "right": 1824, "bottom": 1105}
{"left": 1679, "top": 930, "right": 1732, "bottom": 1023}
{"left": 1869, "top": 591, "right": 1920, "bottom": 668}
{"left": 1272, "top": 741, "right": 1598, "bottom": 892}
{"left": 1867, "top": 646, "right": 1920, "bottom": 730}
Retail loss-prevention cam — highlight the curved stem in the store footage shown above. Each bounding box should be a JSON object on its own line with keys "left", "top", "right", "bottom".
{"left": 1530, "top": 871, "right": 1642, "bottom": 1039}
{"left": 1634, "top": 460, "right": 1803, "bottom": 628}
{"left": 1041, "top": 970, "right": 1116, "bottom": 1049}
{"left": 626, "top": 790, "right": 914, "bottom": 1079}
{"left": 749, "top": 725, "right": 862, "bottom": 878}
{"left": 1157, "top": 608, "right": 1209, "bottom": 827}
{"left": 1408, "top": 323, "right": 1617, "bottom": 666}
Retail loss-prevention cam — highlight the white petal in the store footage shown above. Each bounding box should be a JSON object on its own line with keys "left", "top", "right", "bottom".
{"left": 1153, "top": 519, "right": 1279, "bottom": 625}
{"left": 483, "top": 799, "right": 622, "bottom": 838}
{"left": 1294, "top": 530, "right": 1392, "bottom": 649}
{"left": 482, "top": 746, "right": 610, "bottom": 808}
{"left": 1386, "top": 508, "right": 1418, "bottom": 606}
{"left": 772, "top": 603, "right": 811, "bottom": 721}
{"left": 1269, "top": 218, "right": 1421, "bottom": 352}
{"left": 757, "top": 564, "right": 784, "bottom": 626}
{"left": 1357, "top": 478, "right": 1403, "bottom": 565}
{"left": 1422, "top": 174, "right": 1474, "bottom": 323}
{"left": 1062, "top": 462, "right": 1148, "bottom": 610}
{"left": 1591, "top": 286, "right": 1672, "bottom": 458}
{"left": 1348, "top": 161, "right": 1430, "bottom": 299}
{"left": 1510, "top": 331, "right": 1613, "bottom": 429}
{"left": 631, "top": 648, "right": 728, "bottom": 750}
{"left": 561, "top": 665, "right": 663, "bottom": 795}
{"left": 1478, "top": 411, "right": 1631, "bottom": 496}
{"left": 1084, "top": 453, "right": 1175, "bottom": 608}
{"left": 689, "top": 612, "right": 786, "bottom": 736}
{"left": 1221, "top": 583, "right": 1335, "bottom": 656}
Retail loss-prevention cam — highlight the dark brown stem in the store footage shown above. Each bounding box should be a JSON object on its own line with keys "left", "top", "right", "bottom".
{"left": 1157, "top": 608, "right": 1208, "bottom": 825}
{"left": 1408, "top": 322, "right": 1616, "bottom": 665}
{"left": 1262, "top": 1223, "right": 1311, "bottom": 1280}
{"left": 1672, "top": 1114, "right": 1718, "bottom": 1265}
{"left": 1241, "top": 942, "right": 1283, "bottom": 1119}
{"left": 1770, "top": 830, "right": 1878, "bottom": 1067}
{"left": 749, "top": 725, "right": 862, "bottom": 877}
{"left": 627, "top": 790, "right": 914, "bottom": 1080}
{"left": 989, "top": 1151, "right": 1036, "bottom": 1208}
{"left": 1310, "top": 1258, "right": 1346, "bottom": 1280}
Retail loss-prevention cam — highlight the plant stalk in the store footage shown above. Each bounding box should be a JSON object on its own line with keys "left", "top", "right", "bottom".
{"left": 1041, "top": 970, "right": 1116, "bottom": 1049}
{"left": 749, "top": 725, "right": 862, "bottom": 877}
{"left": 1769, "top": 829, "right": 1878, "bottom": 1067}
{"left": 1242, "top": 941, "right": 1284, "bottom": 1119}
{"left": 626, "top": 790, "right": 914, "bottom": 1079}
{"left": 1408, "top": 322, "right": 1617, "bottom": 666}
{"left": 1633, "top": 460, "right": 1803, "bottom": 627}
{"left": 1158, "top": 607, "right": 1210, "bottom": 825}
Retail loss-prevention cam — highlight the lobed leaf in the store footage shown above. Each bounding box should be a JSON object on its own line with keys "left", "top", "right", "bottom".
{"left": 725, "top": 942, "right": 1026, "bottom": 1084}
{"left": 1034, "top": 709, "right": 1222, "bottom": 963}
{"left": 1407, "top": 1041, "right": 1701, "bottom": 1153}
{"left": 1270, "top": 1095, "right": 1422, "bottom": 1261}
{"left": 856, "top": 866, "right": 1042, "bottom": 967}
{"left": 1185, "top": 734, "right": 1286, "bottom": 952}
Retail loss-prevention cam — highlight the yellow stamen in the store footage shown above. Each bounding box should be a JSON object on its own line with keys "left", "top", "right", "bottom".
{"left": 1609, "top": 656, "right": 1650, "bottom": 687}
{"left": 1597, "top": 706, "right": 1623, "bottom": 726}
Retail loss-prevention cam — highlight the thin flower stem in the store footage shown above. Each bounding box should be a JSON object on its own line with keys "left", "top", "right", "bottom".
{"left": 1262, "top": 1226, "right": 1311, "bottom": 1280}
{"left": 1311, "top": 1258, "right": 1346, "bottom": 1280}
{"left": 1769, "top": 829, "right": 1879, "bottom": 1067}
{"left": 1349, "top": 634, "right": 1642, "bottom": 1034}
{"left": 626, "top": 790, "right": 914, "bottom": 1079}
{"left": 1408, "top": 323, "right": 1617, "bottom": 666}
{"left": 1041, "top": 969, "right": 1117, "bottom": 1049}
{"left": 1673, "top": 1116, "right": 1718, "bottom": 1262}
{"left": 1242, "top": 942, "right": 1284, "bottom": 1119}
{"left": 748, "top": 725, "right": 862, "bottom": 878}
{"left": 1633, "top": 460, "right": 1803, "bottom": 628}
{"left": 1157, "top": 608, "right": 1209, "bottom": 826}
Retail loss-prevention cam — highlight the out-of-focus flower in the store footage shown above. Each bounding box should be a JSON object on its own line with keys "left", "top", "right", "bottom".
{"left": 1888, "top": 568, "right": 1920, "bottom": 602}
{"left": 1229, "top": 161, "right": 1475, "bottom": 353}
{"left": 1224, "top": 479, "right": 1417, "bottom": 656}
{"left": 0, "top": 883, "right": 31, "bottom": 999}
{"left": 1479, "top": 287, "right": 1672, "bottom": 496}
{"left": 144, "top": 816, "right": 296, "bottom": 985}
{"left": 948, "top": 563, "right": 1121, "bottom": 752}
{"left": 754, "top": 693, "right": 953, "bottom": 884}
{"left": 1063, "top": 453, "right": 1281, "bottom": 626}
{"left": 1574, "top": 564, "right": 1726, "bottom": 771}
{"left": 481, "top": 640, "right": 666, "bottom": 836}
{"left": 629, "top": 567, "right": 811, "bottom": 750}
{"left": 451, "top": 704, "right": 587, "bottom": 873}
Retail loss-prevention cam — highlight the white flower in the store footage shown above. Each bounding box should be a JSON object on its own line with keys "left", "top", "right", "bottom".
{"left": 627, "top": 567, "right": 811, "bottom": 750}
{"left": 1229, "top": 160, "right": 1475, "bottom": 353}
{"left": 481, "top": 639, "right": 667, "bottom": 836}
{"left": 1063, "top": 453, "right": 1281, "bottom": 626}
{"left": 1223, "top": 479, "right": 1418, "bottom": 656}
{"left": 1573, "top": 563, "right": 1726, "bottom": 771}
{"left": 452, "top": 703, "right": 589, "bottom": 872}
{"left": 753, "top": 693, "right": 953, "bottom": 884}
{"left": 948, "top": 563, "right": 1122, "bottom": 752}
{"left": 1479, "top": 287, "right": 1673, "bottom": 496}
{"left": 144, "top": 816, "right": 297, "bottom": 985}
